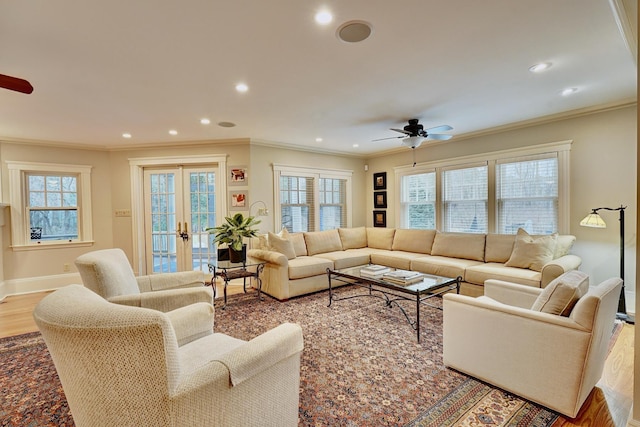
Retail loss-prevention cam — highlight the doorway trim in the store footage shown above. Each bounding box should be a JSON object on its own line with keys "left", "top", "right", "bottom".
{"left": 129, "top": 154, "right": 228, "bottom": 275}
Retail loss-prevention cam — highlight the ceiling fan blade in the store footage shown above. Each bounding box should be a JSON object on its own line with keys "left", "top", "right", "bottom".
{"left": 372, "top": 135, "right": 403, "bottom": 142}
{"left": 424, "top": 124, "right": 452, "bottom": 133}
{"left": 390, "top": 128, "right": 411, "bottom": 135}
{"left": 0, "top": 74, "right": 33, "bottom": 94}
{"left": 426, "top": 134, "right": 453, "bottom": 141}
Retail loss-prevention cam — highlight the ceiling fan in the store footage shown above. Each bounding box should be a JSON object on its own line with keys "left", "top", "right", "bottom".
{"left": 373, "top": 119, "right": 452, "bottom": 148}
{"left": 0, "top": 73, "right": 34, "bottom": 94}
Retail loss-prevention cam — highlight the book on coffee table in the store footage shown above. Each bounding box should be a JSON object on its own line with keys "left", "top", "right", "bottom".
{"left": 360, "top": 265, "right": 392, "bottom": 278}
{"left": 382, "top": 270, "right": 423, "bottom": 285}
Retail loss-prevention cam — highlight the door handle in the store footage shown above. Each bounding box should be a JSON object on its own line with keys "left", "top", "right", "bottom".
{"left": 177, "top": 222, "right": 189, "bottom": 241}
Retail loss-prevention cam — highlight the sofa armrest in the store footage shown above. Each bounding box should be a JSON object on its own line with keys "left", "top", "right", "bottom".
{"left": 110, "top": 287, "right": 213, "bottom": 312}
{"left": 541, "top": 254, "right": 582, "bottom": 287}
{"left": 247, "top": 249, "right": 289, "bottom": 266}
{"left": 166, "top": 302, "right": 214, "bottom": 346}
{"left": 136, "top": 271, "right": 205, "bottom": 292}
{"left": 483, "top": 279, "right": 543, "bottom": 309}
{"left": 216, "top": 322, "right": 304, "bottom": 386}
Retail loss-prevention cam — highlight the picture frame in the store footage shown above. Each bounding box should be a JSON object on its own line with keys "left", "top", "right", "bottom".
{"left": 373, "top": 172, "right": 387, "bottom": 190}
{"left": 373, "top": 210, "right": 387, "bottom": 228}
{"left": 228, "top": 166, "right": 248, "bottom": 186}
{"left": 229, "top": 190, "right": 248, "bottom": 210}
{"left": 374, "top": 191, "right": 387, "bottom": 209}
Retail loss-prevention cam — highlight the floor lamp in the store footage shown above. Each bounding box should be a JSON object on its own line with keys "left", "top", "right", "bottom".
{"left": 580, "top": 205, "right": 634, "bottom": 324}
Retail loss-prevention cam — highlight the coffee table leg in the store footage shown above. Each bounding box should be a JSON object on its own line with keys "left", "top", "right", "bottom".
{"left": 327, "top": 269, "right": 333, "bottom": 307}
{"left": 416, "top": 295, "right": 421, "bottom": 342}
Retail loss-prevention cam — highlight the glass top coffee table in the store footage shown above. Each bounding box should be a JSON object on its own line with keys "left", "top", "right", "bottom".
{"left": 327, "top": 265, "right": 461, "bottom": 342}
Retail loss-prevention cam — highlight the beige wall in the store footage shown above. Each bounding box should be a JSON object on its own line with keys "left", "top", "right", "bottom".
{"left": 365, "top": 105, "right": 637, "bottom": 308}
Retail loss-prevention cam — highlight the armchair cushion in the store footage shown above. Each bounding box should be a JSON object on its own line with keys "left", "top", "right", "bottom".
{"left": 531, "top": 270, "right": 589, "bottom": 316}
{"left": 505, "top": 228, "right": 557, "bottom": 272}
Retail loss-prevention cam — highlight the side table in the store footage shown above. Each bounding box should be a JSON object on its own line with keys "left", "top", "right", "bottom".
{"left": 207, "top": 260, "right": 265, "bottom": 309}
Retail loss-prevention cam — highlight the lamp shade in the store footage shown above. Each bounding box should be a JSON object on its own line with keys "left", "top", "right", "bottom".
{"left": 580, "top": 212, "right": 607, "bottom": 228}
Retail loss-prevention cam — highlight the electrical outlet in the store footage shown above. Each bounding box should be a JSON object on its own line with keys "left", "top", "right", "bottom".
{"left": 63, "top": 263, "right": 70, "bottom": 272}
{"left": 115, "top": 209, "right": 131, "bottom": 217}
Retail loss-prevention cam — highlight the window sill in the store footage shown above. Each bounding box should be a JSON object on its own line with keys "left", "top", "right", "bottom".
{"left": 11, "top": 240, "right": 95, "bottom": 251}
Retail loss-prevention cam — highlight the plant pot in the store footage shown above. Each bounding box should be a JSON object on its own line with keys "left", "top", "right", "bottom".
{"left": 228, "top": 244, "right": 247, "bottom": 263}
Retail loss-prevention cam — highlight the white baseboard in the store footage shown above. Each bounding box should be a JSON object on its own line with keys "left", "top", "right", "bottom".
{"left": 0, "top": 272, "right": 82, "bottom": 301}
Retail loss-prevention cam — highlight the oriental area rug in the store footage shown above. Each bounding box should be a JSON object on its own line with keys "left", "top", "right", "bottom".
{"left": 0, "top": 286, "right": 621, "bottom": 427}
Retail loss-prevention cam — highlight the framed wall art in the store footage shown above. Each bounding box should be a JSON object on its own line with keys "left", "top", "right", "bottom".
{"left": 229, "top": 166, "right": 248, "bottom": 186}
{"left": 373, "top": 210, "right": 386, "bottom": 228}
{"left": 373, "top": 172, "right": 386, "bottom": 190}
{"left": 374, "top": 191, "right": 387, "bottom": 209}
{"left": 229, "top": 190, "right": 248, "bottom": 210}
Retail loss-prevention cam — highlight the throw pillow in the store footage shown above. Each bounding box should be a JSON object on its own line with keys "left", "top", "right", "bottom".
{"left": 267, "top": 232, "right": 296, "bottom": 260}
{"left": 531, "top": 270, "right": 589, "bottom": 316}
{"left": 505, "top": 228, "right": 557, "bottom": 272}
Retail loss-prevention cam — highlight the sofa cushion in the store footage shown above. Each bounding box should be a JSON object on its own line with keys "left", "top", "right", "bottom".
{"left": 392, "top": 229, "right": 436, "bottom": 254}
{"left": 338, "top": 227, "right": 367, "bottom": 249}
{"left": 431, "top": 232, "right": 486, "bottom": 262}
{"left": 465, "top": 263, "right": 542, "bottom": 288}
{"left": 370, "top": 250, "right": 423, "bottom": 270}
{"left": 304, "top": 229, "right": 343, "bottom": 256}
{"left": 268, "top": 232, "right": 296, "bottom": 260}
{"left": 484, "top": 234, "right": 516, "bottom": 263}
{"left": 289, "top": 232, "right": 308, "bottom": 256}
{"left": 410, "top": 256, "right": 482, "bottom": 281}
{"left": 554, "top": 235, "right": 576, "bottom": 259}
{"left": 505, "top": 228, "right": 557, "bottom": 272}
{"left": 531, "top": 270, "right": 589, "bottom": 316}
{"left": 366, "top": 228, "right": 396, "bottom": 250}
{"left": 314, "top": 249, "right": 371, "bottom": 270}
{"left": 287, "top": 256, "right": 334, "bottom": 280}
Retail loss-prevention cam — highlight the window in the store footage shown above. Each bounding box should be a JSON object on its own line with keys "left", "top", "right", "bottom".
{"left": 442, "top": 164, "right": 488, "bottom": 233}
{"left": 496, "top": 155, "right": 558, "bottom": 234}
{"left": 400, "top": 172, "right": 435, "bottom": 229}
{"left": 27, "top": 174, "right": 79, "bottom": 241}
{"left": 7, "top": 161, "right": 93, "bottom": 248}
{"left": 274, "top": 165, "right": 352, "bottom": 232}
{"left": 394, "top": 141, "right": 571, "bottom": 233}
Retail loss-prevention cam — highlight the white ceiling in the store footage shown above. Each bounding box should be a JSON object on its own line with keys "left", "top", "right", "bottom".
{"left": 0, "top": 0, "right": 636, "bottom": 155}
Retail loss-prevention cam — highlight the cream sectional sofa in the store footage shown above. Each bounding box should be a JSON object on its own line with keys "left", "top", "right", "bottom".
{"left": 247, "top": 227, "right": 582, "bottom": 301}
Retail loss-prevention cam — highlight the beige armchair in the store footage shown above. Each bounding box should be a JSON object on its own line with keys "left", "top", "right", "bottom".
{"left": 443, "top": 275, "right": 622, "bottom": 418}
{"left": 75, "top": 248, "right": 213, "bottom": 312}
{"left": 33, "top": 284, "right": 304, "bottom": 427}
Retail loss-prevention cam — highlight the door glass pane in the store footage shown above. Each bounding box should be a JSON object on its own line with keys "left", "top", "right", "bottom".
{"left": 189, "top": 171, "right": 216, "bottom": 271}
{"left": 150, "top": 172, "right": 177, "bottom": 273}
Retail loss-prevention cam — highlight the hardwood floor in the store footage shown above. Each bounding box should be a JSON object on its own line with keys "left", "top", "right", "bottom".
{"left": 0, "top": 287, "right": 634, "bottom": 426}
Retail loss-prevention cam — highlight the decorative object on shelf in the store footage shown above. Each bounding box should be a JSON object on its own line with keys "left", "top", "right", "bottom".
{"left": 228, "top": 165, "right": 248, "bottom": 186}
{"left": 580, "top": 205, "right": 634, "bottom": 324}
{"left": 207, "top": 213, "right": 261, "bottom": 263}
{"left": 229, "top": 190, "right": 248, "bottom": 210}
{"left": 373, "top": 172, "right": 387, "bottom": 190}
{"left": 373, "top": 210, "right": 386, "bottom": 227}
{"left": 374, "top": 191, "right": 387, "bottom": 209}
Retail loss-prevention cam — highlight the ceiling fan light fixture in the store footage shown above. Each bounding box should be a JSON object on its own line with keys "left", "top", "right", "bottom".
{"left": 402, "top": 136, "right": 424, "bottom": 148}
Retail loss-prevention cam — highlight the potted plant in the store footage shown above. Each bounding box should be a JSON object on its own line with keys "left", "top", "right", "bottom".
{"left": 207, "top": 213, "right": 261, "bottom": 263}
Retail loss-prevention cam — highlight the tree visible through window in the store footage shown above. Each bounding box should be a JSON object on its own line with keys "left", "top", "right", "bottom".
{"left": 27, "top": 174, "right": 79, "bottom": 241}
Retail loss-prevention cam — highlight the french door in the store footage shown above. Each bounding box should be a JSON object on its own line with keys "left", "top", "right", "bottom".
{"left": 143, "top": 166, "right": 219, "bottom": 273}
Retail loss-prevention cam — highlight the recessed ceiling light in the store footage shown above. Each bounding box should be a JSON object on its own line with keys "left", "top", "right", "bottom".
{"left": 218, "top": 121, "right": 236, "bottom": 128}
{"left": 316, "top": 137, "right": 323, "bottom": 142}
{"left": 315, "top": 10, "right": 333, "bottom": 25}
{"left": 561, "top": 87, "right": 578, "bottom": 96}
{"left": 352, "top": 143, "right": 359, "bottom": 148}
{"left": 529, "top": 62, "right": 552, "bottom": 73}
{"left": 169, "top": 129, "right": 178, "bottom": 136}
{"left": 235, "top": 83, "right": 249, "bottom": 93}
{"left": 200, "top": 118, "right": 211, "bottom": 125}
{"left": 122, "top": 133, "right": 132, "bottom": 139}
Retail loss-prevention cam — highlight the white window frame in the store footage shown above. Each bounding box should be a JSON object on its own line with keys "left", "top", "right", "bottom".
{"left": 394, "top": 140, "right": 572, "bottom": 233}
{"left": 273, "top": 164, "right": 353, "bottom": 232}
{"left": 6, "top": 161, "right": 93, "bottom": 249}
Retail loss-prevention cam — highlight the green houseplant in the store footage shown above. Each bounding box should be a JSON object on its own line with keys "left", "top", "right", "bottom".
{"left": 207, "top": 213, "right": 261, "bottom": 262}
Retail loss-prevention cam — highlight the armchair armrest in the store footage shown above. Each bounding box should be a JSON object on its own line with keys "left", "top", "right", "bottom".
{"left": 217, "top": 322, "right": 304, "bottom": 386}
{"left": 110, "top": 287, "right": 213, "bottom": 312}
{"left": 483, "top": 279, "right": 542, "bottom": 309}
{"left": 136, "top": 271, "right": 205, "bottom": 292}
{"left": 541, "top": 254, "right": 582, "bottom": 287}
{"left": 166, "top": 302, "right": 214, "bottom": 346}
